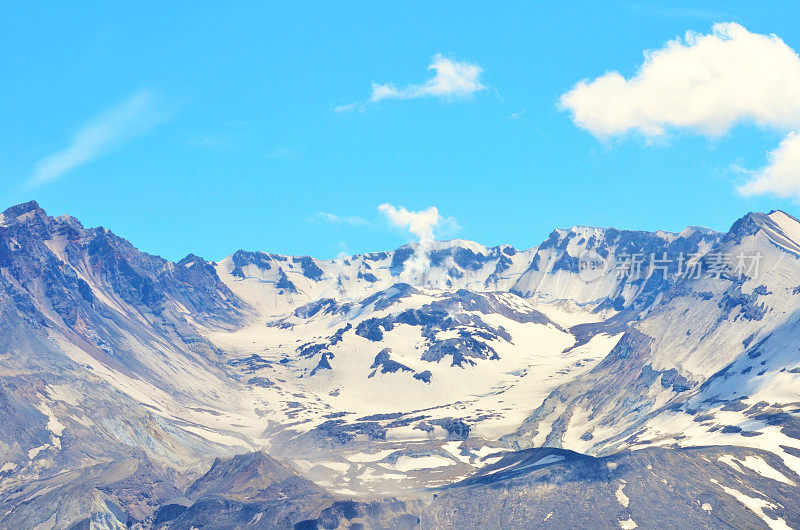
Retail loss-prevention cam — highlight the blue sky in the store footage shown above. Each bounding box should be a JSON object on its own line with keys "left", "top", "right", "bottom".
{"left": 3, "top": 2, "right": 800, "bottom": 261}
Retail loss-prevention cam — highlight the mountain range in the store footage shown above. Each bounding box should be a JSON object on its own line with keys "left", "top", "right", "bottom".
{"left": 1, "top": 200, "right": 799, "bottom": 529}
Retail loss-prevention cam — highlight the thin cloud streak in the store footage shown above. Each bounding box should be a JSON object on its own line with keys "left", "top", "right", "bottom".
{"left": 312, "top": 212, "right": 370, "bottom": 226}
{"left": 29, "top": 88, "right": 168, "bottom": 187}
{"left": 334, "top": 102, "right": 363, "bottom": 114}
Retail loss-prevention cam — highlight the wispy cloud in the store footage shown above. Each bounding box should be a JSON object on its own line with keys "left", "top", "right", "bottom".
{"left": 333, "top": 102, "right": 364, "bottom": 114}
{"left": 371, "top": 54, "right": 485, "bottom": 102}
{"left": 29, "top": 88, "right": 168, "bottom": 187}
{"left": 559, "top": 23, "right": 800, "bottom": 198}
{"left": 311, "top": 211, "right": 370, "bottom": 226}
{"left": 336, "top": 54, "right": 485, "bottom": 113}
{"left": 510, "top": 109, "right": 526, "bottom": 120}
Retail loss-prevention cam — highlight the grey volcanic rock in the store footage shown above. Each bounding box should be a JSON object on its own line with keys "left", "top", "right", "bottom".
{"left": 0, "top": 456, "right": 180, "bottom": 529}
{"left": 161, "top": 452, "right": 333, "bottom": 528}
{"left": 0, "top": 202, "right": 256, "bottom": 527}
{"left": 156, "top": 451, "right": 422, "bottom": 529}
{"left": 421, "top": 445, "right": 800, "bottom": 529}
{"left": 153, "top": 445, "right": 800, "bottom": 529}
{"left": 186, "top": 451, "right": 328, "bottom": 502}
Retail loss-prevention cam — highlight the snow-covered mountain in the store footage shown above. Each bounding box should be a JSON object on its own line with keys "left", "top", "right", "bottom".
{"left": 216, "top": 239, "right": 535, "bottom": 316}
{"left": 508, "top": 212, "right": 800, "bottom": 461}
{"left": 1, "top": 200, "right": 799, "bottom": 528}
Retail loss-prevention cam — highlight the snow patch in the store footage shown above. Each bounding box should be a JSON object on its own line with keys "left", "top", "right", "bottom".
{"left": 711, "top": 479, "right": 791, "bottom": 530}
{"left": 615, "top": 481, "right": 630, "bottom": 508}
{"left": 394, "top": 455, "right": 455, "bottom": 472}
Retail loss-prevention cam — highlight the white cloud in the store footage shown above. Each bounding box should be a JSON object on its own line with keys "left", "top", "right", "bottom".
{"left": 334, "top": 54, "right": 485, "bottom": 114}
{"left": 379, "top": 203, "right": 441, "bottom": 243}
{"left": 739, "top": 133, "right": 800, "bottom": 198}
{"left": 29, "top": 89, "right": 168, "bottom": 187}
{"left": 561, "top": 23, "right": 800, "bottom": 138}
{"left": 559, "top": 23, "right": 800, "bottom": 198}
{"left": 378, "top": 203, "right": 458, "bottom": 277}
{"left": 313, "top": 212, "right": 370, "bottom": 226}
{"left": 370, "top": 54, "right": 485, "bottom": 103}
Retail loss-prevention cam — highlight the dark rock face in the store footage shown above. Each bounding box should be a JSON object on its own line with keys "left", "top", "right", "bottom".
{"left": 355, "top": 316, "right": 394, "bottom": 341}
{"left": 0, "top": 202, "right": 247, "bottom": 369}
{"left": 430, "top": 418, "right": 471, "bottom": 439}
{"left": 421, "top": 336, "right": 498, "bottom": 367}
{"left": 294, "top": 256, "right": 324, "bottom": 281}
{"left": 389, "top": 246, "right": 416, "bottom": 275}
{"left": 369, "top": 348, "right": 413, "bottom": 376}
{"left": 304, "top": 419, "right": 389, "bottom": 445}
{"left": 231, "top": 250, "right": 273, "bottom": 277}
{"left": 293, "top": 298, "right": 347, "bottom": 319}
{"left": 718, "top": 286, "right": 768, "bottom": 321}
{"left": 296, "top": 322, "right": 358, "bottom": 377}
{"left": 360, "top": 282, "right": 419, "bottom": 311}
{"left": 640, "top": 365, "right": 695, "bottom": 393}
{"left": 276, "top": 267, "right": 298, "bottom": 293}
{"left": 162, "top": 452, "right": 334, "bottom": 529}
{"left": 296, "top": 499, "right": 421, "bottom": 530}
{"left": 357, "top": 269, "right": 378, "bottom": 283}
{"left": 227, "top": 354, "right": 272, "bottom": 373}
{"left": 421, "top": 445, "right": 800, "bottom": 529}
{"left": 413, "top": 370, "right": 432, "bottom": 383}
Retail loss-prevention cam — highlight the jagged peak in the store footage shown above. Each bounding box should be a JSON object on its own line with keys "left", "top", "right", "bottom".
{"left": 723, "top": 210, "right": 800, "bottom": 256}
{"left": 186, "top": 450, "right": 306, "bottom": 500}
{"left": 676, "top": 225, "right": 718, "bottom": 237}
{"left": 0, "top": 200, "right": 47, "bottom": 226}
{"left": 178, "top": 253, "right": 207, "bottom": 267}
{"left": 727, "top": 211, "right": 780, "bottom": 239}
{"left": 567, "top": 224, "right": 611, "bottom": 234}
